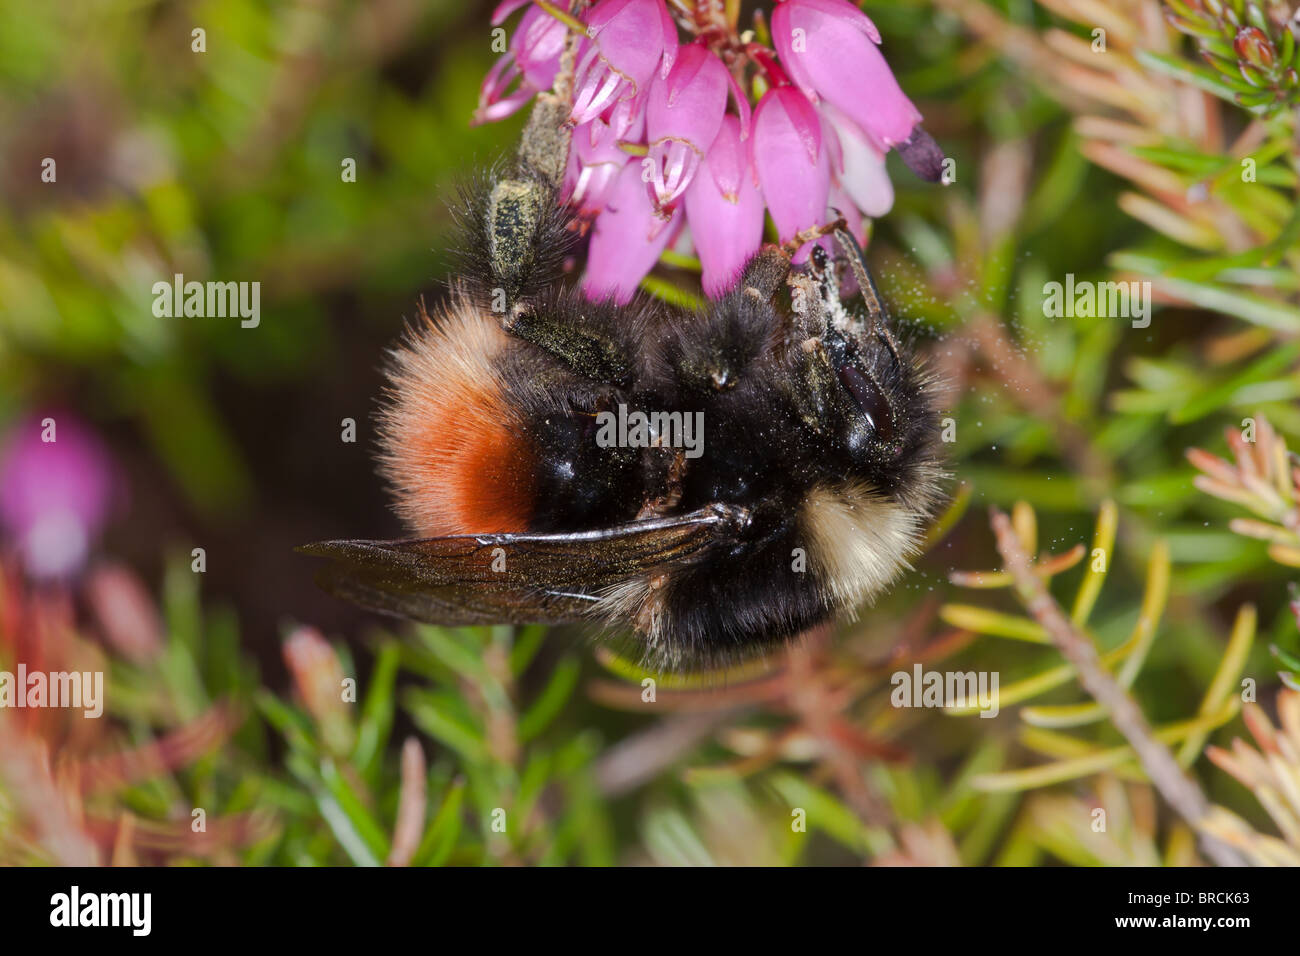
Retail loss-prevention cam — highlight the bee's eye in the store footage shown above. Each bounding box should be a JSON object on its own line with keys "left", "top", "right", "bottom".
{"left": 838, "top": 366, "right": 895, "bottom": 442}
{"left": 811, "top": 244, "right": 829, "bottom": 272}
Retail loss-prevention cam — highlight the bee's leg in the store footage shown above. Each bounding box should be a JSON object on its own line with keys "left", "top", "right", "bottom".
{"left": 737, "top": 238, "right": 838, "bottom": 335}
{"left": 789, "top": 333, "right": 841, "bottom": 436}
{"left": 468, "top": 22, "right": 584, "bottom": 306}
{"left": 519, "top": 20, "right": 580, "bottom": 191}
{"left": 779, "top": 217, "right": 848, "bottom": 260}
{"left": 736, "top": 246, "right": 794, "bottom": 302}
{"left": 738, "top": 240, "right": 831, "bottom": 342}
{"left": 502, "top": 298, "right": 636, "bottom": 388}
{"left": 462, "top": 86, "right": 579, "bottom": 310}
{"left": 472, "top": 169, "right": 571, "bottom": 309}
{"left": 734, "top": 244, "right": 831, "bottom": 355}
{"left": 721, "top": 244, "right": 838, "bottom": 431}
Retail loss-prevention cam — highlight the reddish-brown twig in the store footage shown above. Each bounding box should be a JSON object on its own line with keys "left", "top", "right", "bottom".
{"left": 989, "top": 506, "right": 1248, "bottom": 868}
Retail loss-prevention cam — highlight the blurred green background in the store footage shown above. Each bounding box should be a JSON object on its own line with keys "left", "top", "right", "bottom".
{"left": 1, "top": 0, "right": 1299, "bottom": 866}
{"left": 0, "top": 0, "right": 531, "bottom": 663}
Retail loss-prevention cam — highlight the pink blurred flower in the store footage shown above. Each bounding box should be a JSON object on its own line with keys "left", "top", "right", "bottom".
{"left": 85, "top": 563, "right": 163, "bottom": 663}
{"left": 284, "top": 625, "right": 354, "bottom": 755}
{"left": 514, "top": 5, "right": 567, "bottom": 88}
{"left": 571, "top": 0, "right": 678, "bottom": 124}
{"left": 684, "top": 116, "right": 765, "bottom": 298}
{"left": 582, "top": 160, "right": 679, "bottom": 304}
{"left": 644, "top": 43, "right": 730, "bottom": 210}
{"left": 751, "top": 86, "right": 829, "bottom": 256}
{"left": 476, "top": 3, "right": 568, "bottom": 124}
{"left": 771, "top": 0, "right": 920, "bottom": 151}
{"left": 0, "top": 414, "right": 112, "bottom": 580}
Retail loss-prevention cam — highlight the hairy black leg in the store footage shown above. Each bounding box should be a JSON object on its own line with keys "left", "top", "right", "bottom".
{"left": 736, "top": 246, "right": 792, "bottom": 302}
{"left": 453, "top": 92, "right": 577, "bottom": 310}
{"left": 502, "top": 291, "right": 644, "bottom": 387}
{"left": 653, "top": 246, "right": 796, "bottom": 399}
{"left": 466, "top": 80, "right": 657, "bottom": 389}
{"left": 788, "top": 329, "right": 843, "bottom": 436}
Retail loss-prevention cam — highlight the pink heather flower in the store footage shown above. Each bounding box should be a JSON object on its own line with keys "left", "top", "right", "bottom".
{"left": 824, "top": 104, "right": 894, "bottom": 218}
{"left": 564, "top": 118, "right": 635, "bottom": 216}
{"left": 571, "top": 0, "right": 679, "bottom": 124}
{"left": 644, "top": 44, "right": 730, "bottom": 210}
{"left": 582, "top": 160, "right": 679, "bottom": 304}
{"left": 0, "top": 413, "right": 112, "bottom": 580}
{"left": 771, "top": 0, "right": 920, "bottom": 151}
{"left": 85, "top": 563, "right": 163, "bottom": 663}
{"left": 829, "top": 184, "right": 865, "bottom": 241}
{"left": 470, "top": 2, "right": 944, "bottom": 301}
{"left": 751, "top": 86, "right": 829, "bottom": 256}
{"left": 684, "top": 116, "right": 764, "bottom": 298}
{"left": 476, "top": 4, "right": 567, "bottom": 124}
{"left": 604, "top": 89, "right": 649, "bottom": 140}
{"left": 283, "top": 625, "right": 355, "bottom": 755}
{"left": 513, "top": 5, "right": 567, "bottom": 89}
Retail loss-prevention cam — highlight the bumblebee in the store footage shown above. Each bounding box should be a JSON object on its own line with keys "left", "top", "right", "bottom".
{"left": 302, "top": 97, "right": 944, "bottom": 670}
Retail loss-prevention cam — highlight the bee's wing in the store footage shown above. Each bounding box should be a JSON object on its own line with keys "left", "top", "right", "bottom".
{"left": 298, "top": 503, "right": 751, "bottom": 626}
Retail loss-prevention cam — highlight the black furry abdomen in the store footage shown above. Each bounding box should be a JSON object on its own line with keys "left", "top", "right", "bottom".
{"left": 662, "top": 517, "right": 833, "bottom": 662}
{"left": 660, "top": 387, "right": 836, "bottom": 661}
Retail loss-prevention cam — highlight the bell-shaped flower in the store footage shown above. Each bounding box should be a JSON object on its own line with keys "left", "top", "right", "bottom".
{"left": 475, "top": 3, "right": 568, "bottom": 123}
{"left": 824, "top": 103, "right": 894, "bottom": 218}
{"left": 683, "top": 116, "right": 765, "bottom": 298}
{"left": 582, "top": 160, "right": 679, "bottom": 304}
{"left": 571, "top": 0, "right": 679, "bottom": 125}
{"left": 771, "top": 0, "right": 921, "bottom": 151}
{"left": 828, "top": 184, "right": 866, "bottom": 241}
{"left": 604, "top": 88, "right": 649, "bottom": 140}
{"left": 513, "top": 4, "right": 567, "bottom": 89}
{"left": 644, "top": 44, "right": 730, "bottom": 211}
{"left": 751, "top": 86, "right": 829, "bottom": 255}
{"left": 564, "top": 118, "right": 635, "bottom": 216}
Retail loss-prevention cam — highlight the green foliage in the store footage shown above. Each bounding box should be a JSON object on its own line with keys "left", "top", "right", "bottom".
{"left": 1164, "top": 0, "right": 1300, "bottom": 114}
{"left": 1, "top": 0, "right": 1298, "bottom": 866}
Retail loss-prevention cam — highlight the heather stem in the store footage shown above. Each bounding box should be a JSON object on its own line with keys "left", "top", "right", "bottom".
{"left": 988, "top": 506, "right": 1249, "bottom": 868}
{"left": 534, "top": 0, "right": 588, "bottom": 34}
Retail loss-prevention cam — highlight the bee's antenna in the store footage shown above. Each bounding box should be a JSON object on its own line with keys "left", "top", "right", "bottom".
{"left": 831, "top": 227, "right": 903, "bottom": 367}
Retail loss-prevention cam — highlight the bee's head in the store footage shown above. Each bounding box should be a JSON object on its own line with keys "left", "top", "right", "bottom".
{"left": 798, "top": 243, "right": 943, "bottom": 516}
